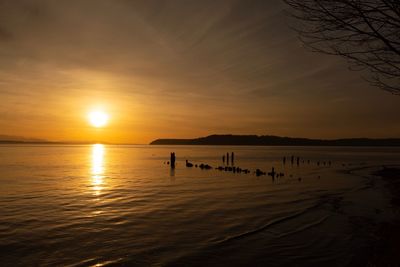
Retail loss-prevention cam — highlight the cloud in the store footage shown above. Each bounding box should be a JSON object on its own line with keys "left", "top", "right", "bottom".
{"left": 0, "top": 0, "right": 399, "bottom": 141}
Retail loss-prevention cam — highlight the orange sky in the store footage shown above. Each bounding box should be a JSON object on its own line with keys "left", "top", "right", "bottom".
{"left": 0, "top": 0, "right": 399, "bottom": 144}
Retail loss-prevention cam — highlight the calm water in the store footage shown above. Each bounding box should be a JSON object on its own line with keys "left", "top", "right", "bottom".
{"left": 0, "top": 145, "right": 399, "bottom": 266}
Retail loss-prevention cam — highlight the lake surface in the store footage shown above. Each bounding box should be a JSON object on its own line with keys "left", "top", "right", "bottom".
{"left": 0, "top": 145, "right": 399, "bottom": 266}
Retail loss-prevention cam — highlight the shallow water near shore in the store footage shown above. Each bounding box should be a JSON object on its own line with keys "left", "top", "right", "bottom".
{"left": 0, "top": 145, "right": 399, "bottom": 266}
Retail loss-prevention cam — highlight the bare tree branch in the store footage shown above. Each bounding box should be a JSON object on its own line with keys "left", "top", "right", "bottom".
{"left": 284, "top": 0, "right": 400, "bottom": 95}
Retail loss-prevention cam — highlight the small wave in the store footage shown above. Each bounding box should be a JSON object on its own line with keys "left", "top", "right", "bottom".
{"left": 214, "top": 192, "right": 345, "bottom": 245}
{"left": 66, "top": 257, "right": 124, "bottom": 267}
{"left": 215, "top": 204, "right": 321, "bottom": 245}
{"left": 276, "top": 214, "right": 330, "bottom": 238}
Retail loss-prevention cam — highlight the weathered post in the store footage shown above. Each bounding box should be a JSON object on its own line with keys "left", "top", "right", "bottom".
{"left": 170, "top": 152, "right": 176, "bottom": 168}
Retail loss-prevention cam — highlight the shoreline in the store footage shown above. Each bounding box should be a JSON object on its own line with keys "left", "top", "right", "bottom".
{"left": 368, "top": 167, "right": 400, "bottom": 266}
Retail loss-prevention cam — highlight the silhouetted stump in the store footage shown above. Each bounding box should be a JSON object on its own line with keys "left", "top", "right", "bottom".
{"left": 268, "top": 167, "right": 276, "bottom": 178}
{"left": 170, "top": 152, "right": 176, "bottom": 168}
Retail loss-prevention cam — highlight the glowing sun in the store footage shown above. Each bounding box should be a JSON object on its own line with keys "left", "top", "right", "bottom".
{"left": 88, "top": 110, "right": 109, "bottom": 128}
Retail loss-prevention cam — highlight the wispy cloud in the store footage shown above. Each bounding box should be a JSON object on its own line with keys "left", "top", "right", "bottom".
{"left": 0, "top": 0, "right": 399, "bottom": 142}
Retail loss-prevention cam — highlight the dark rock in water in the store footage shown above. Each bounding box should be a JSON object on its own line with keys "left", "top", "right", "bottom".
{"left": 216, "top": 166, "right": 224, "bottom": 171}
{"left": 298, "top": 177, "right": 302, "bottom": 182}
{"left": 195, "top": 164, "right": 198, "bottom": 168}
{"left": 199, "top": 163, "right": 212, "bottom": 170}
{"left": 255, "top": 169, "right": 266, "bottom": 176}
{"left": 185, "top": 160, "right": 193, "bottom": 167}
{"left": 204, "top": 164, "right": 212, "bottom": 170}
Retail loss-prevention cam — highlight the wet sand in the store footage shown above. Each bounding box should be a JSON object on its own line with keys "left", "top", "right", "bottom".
{"left": 369, "top": 167, "right": 400, "bottom": 266}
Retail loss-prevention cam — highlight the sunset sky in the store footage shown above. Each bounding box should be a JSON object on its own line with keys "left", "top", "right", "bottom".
{"left": 0, "top": 0, "right": 399, "bottom": 144}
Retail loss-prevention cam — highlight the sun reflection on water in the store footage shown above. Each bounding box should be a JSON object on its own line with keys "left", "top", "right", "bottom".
{"left": 91, "top": 144, "right": 105, "bottom": 195}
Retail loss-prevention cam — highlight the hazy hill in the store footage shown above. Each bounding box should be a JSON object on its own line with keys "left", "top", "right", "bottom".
{"left": 0, "top": 135, "right": 52, "bottom": 144}
{"left": 150, "top": 134, "right": 400, "bottom": 146}
{"left": 0, "top": 135, "right": 98, "bottom": 145}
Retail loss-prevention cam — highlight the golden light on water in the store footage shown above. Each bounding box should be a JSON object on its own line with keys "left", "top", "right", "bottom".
{"left": 91, "top": 144, "right": 105, "bottom": 195}
{"left": 88, "top": 110, "right": 109, "bottom": 128}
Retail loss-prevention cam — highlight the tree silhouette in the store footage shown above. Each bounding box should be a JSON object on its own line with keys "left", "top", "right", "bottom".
{"left": 284, "top": 0, "right": 400, "bottom": 95}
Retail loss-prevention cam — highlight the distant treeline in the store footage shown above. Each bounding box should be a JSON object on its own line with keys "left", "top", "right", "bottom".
{"left": 150, "top": 134, "right": 400, "bottom": 146}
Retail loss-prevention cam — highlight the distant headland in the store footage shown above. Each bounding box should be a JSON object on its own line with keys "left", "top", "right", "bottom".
{"left": 150, "top": 134, "right": 400, "bottom": 146}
